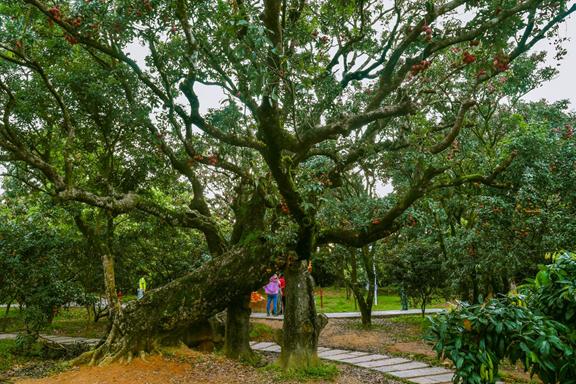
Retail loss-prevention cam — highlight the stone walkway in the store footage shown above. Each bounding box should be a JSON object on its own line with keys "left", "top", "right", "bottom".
{"left": 250, "top": 308, "right": 444, "bottom": 320}
{"left": 250, "top": 341, "right": 454, "bottom": 383}
{"left": 0, "top": 333, "right": 100, "bottom": 346}
{"left": 250, "top": 341, "right": 503, "bottom": 384}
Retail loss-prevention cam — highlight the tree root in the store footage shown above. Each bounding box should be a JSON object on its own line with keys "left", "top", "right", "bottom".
{"left": 70, "top": 335, "right": 169, "bottom": 367}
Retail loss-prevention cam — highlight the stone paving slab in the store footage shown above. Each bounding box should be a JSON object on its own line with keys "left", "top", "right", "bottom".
{"left": 410, "top": 373, "right": 455, "bottom": 384}
{"left": 337, "top": 354, "right": 390, "bottom": 364}
{"left": 318, "top": 347, "right": 331, "bottom": 352}
{"left": 389, "top": 367, "right": 453, "bottom": 378}
{"left": 374, "top": 361, "right": 429, "bottom": 373}
{"left": 317, "top": 349, "right": 350, "bottom": 357}
{"left": 251, "top": 342, "right": 276, "bottom": 350}
{"left": 43, "top": 337, "right": 80, "bottom": 343}
{"left": 260, "top": 344, "right": 282, "bottom": 352}
{"left": 321, "top": 352, "right": 369, "bottom": 362}
{"left": 342, "top": 351, "right": 370, "bottom": 357}
{"left": 356, "top": 357, "right": 411, "bottom": 368}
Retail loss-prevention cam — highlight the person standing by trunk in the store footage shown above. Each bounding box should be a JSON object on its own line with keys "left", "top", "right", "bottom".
{"left": 278, "top": 273, "right": 286, "bottom": 314}
{"left": 264, "top": 274, "right": 280, "bottom": 316}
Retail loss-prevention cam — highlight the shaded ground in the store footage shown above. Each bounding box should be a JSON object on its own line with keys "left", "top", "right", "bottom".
{"left": 11, "top": 347, "right": 399, "bottom": 384}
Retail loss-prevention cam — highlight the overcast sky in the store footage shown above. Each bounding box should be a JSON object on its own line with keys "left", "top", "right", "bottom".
{"left": 524, "top": 17, "right": 576, "bottom": 106}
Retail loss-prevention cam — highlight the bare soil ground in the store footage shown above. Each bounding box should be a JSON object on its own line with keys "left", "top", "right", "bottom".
{"left": 11, "top": 347, "right": 399, "bottom": 384}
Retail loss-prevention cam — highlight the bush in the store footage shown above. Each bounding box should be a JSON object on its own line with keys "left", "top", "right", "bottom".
{"left": 428, "top": 251, "right": 576, "bottom": 384}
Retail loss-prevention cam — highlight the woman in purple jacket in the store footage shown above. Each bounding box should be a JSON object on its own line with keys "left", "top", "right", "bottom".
{"left": 264, "top": 274, "right": 280, "bottom": 316}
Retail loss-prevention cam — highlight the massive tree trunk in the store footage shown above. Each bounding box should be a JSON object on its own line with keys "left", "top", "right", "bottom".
{"left": 75, "top": 243, "right": 271, "bottom": 365}
{"left": 280, "top": 260, "right": 327, "bottom": 369}
{"left": 224, "top": 293, "right": 255, "bottom": 361}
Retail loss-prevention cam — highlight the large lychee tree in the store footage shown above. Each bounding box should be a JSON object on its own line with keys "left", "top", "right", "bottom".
{"left": 0, "top": 0, "right": 575, "bottom": 368}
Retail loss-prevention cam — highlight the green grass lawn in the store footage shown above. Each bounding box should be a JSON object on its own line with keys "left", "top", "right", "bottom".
{"left": 313, "top": 287, "right": 445, "bottom": 313}
{"left": 250, "top": 286, "right": 446, "bottom": 313}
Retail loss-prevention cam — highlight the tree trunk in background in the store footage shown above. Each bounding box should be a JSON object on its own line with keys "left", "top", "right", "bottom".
{"left": 280, "top": 260, "right": 328, "bottom": 369}
{"left": 347, "top": 247, "right": 375, "bottom": 327}
{"left": 75, "top": 213, "right": 120, "bottom": 321}
{"left": 101, "top": 252, "right": 120, "bottom": 317}
{"left": 224, "top": 293, "right": 254, "bottom": 360}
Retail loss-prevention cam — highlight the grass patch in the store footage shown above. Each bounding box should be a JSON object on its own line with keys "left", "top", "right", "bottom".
{"left": 0, "top": 339, "right": 21, "bottom": 372}
{"left": 313, "top": 287, "right": 445, "bottom": 313}
{"left": 262, "top": 362, "right": 339, "bottom": 382}
{"left": 250, "top": 322, "right": 275, "bottom": 341}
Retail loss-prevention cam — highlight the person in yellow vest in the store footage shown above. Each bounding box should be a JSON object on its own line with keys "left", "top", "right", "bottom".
{"left": 137, "top": 276, "right": 147, "bottom": 299}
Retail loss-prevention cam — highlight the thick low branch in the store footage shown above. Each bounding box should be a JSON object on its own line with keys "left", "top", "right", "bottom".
{"left": 77, "top": 241, "right": 276, "bottom": 365}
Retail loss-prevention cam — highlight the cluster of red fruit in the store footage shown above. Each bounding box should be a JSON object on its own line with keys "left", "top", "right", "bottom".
{"left": 207, "top": 154, "right": 218, "bottom": 166}
{"left": 462, "top": 51, "right": 476, "bottom": 64}
{"left": 564, "top": 124, "right": 574, "bottom": 139}
{"left": 142, "top": 0, "right": 154, "bottom": 13}
{"left": 407, "top": 213, "right": 417, "bottom": 227}
{"left": 421, "top": 23, "right": 432, "bottom": 42}
{"left": 47, "top": 6, "right": 61, "bottom": 21}
{"left": 311, "top": 30, "right": 329, "bottom": 45}
{"left": 492, "top": 55, "right": 509, "bottom": 72}
{"left": 410, "top": 59, "right": 431, "bottom": 76}
{"left": 68, "top": 16, "right": 82, "bottom": 28}
{"left": 279, "top": 201, "right": 289, "bottom": 214}
{"left": 371, "top": 218, "right": 381, "bottom": 225}
{"left": 64, "top": 34, "right": 79, "bottom": 45}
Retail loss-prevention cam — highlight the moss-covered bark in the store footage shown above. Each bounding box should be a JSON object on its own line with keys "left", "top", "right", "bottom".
{"left": 280, "top": 260, "right": 327, "bottom": 369}
{"left": 224, "top": 293, "right": 255, "bottom": 360}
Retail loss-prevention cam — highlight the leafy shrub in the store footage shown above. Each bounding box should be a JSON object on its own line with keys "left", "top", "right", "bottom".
{"left": 428, "top": 251, "right": 576, "bottom": 383}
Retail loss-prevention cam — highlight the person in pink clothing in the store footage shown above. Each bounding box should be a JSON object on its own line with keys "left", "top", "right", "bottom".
{"left": 264, "top": 274, "right": 280, "bottom": 316}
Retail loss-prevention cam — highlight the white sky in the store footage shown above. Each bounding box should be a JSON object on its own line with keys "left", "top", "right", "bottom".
{"left": 524, "top": 17, "right": 576, "bottom": 105}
